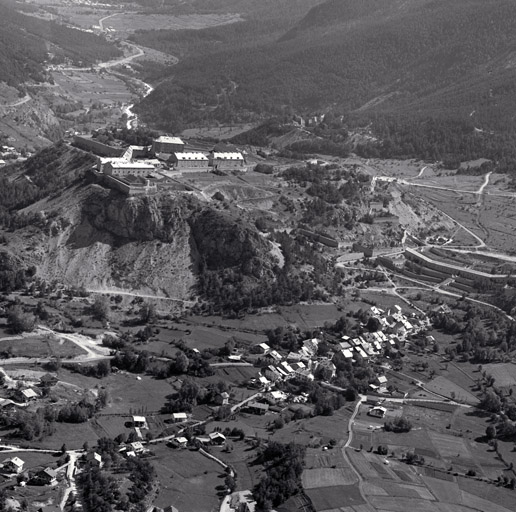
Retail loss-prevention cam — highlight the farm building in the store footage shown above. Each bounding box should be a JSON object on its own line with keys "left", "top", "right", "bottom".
{"left": 132, "top": 416, "right": 147, "bottom": 428}
{"left": 130, "top": 442, "right": 145, "bottom": 453}
{"left": 209, "top": 432, "right": 226, "bottom": 445}
{"left": 169, "top": 437, "right": 188, "bottom": 449}
{"left": 152, "top": 136, "right": 185, "bottom": 154}
{"left": 368, "top": 406, "right": 387, "bottom": 418}
{"left": 209, "top": 152, "right": 245, "bottom": 170}
{"left": 19, "top": 388, "right": 38, "bottom": 402}
{"left": 2, "top": 457, "right": 24, "bottom": 474}
{"left": 32, "top": 468, "right": 57, "bottom": 486}
{"left": 103, "top": 161, "right": 155, "bottom": 178}
{"left": 265, "top": 350, "right": 282, "bottom": 363}
{"left": 267, "top": 390, "right": 288, "bottom": 403}
{"left": 215, "top": 392, "right": 230, "bottom": 406}
{"left": 169, "top": 152, "right": 209, "bottom": 171}
{"left": 254, "top": 343, "right": 270, "bottom": 354}
{"left": 86, "top": 452, "right": 102, "bottom": 466}
{"left": 171, "top": 412, "right": 188, "bottom": 423}
{"left": 247, "top": 402, "right": 269, "bottom": 415}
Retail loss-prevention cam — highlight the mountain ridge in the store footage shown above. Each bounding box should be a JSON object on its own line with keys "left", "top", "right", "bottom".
{"left": 136, "top": 0, "right": 516, "bottom": 135}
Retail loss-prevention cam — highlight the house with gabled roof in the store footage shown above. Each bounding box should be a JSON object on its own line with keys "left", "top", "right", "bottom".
{"left": 2, "top": 456, "right": 24, "bottom": 474}
{"left": 33, "top": 467, "right": 57, "bottom": 486}
{"left": 209, "top": 432, "right": 226, "bottom": 445}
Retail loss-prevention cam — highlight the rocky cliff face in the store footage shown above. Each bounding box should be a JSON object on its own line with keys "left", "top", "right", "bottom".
{"left": 14, "top": 183, "right": 276, "bottom": 301}
{"left": 80, "top": 189, "right": 195, "bottom": 244}
{"left": 189, "top": 209, "right": 275, "bottom": 277}
{"left": 19, "top": 186, "right": 197, "bottom": 299}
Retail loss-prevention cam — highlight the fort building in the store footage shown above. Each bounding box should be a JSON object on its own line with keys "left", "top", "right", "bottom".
{"left": 152, "top": 136, "right": 185, "bottom": 155}
{"left": 104, "top": 161, "right": 155, "bottom": 178}
{"left": 170, "top": 152, "right": 209, "bottom": 171}
{"left": 209, "top": 152, "right": 245, "bottom": 170}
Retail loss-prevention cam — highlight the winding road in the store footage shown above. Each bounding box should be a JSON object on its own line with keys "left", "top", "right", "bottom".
{"left": 0, "top": 94, "right": 31, "bottom": 109}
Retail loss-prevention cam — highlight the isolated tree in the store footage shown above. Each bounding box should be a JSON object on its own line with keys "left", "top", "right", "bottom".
{"left": 91, "top": 295, "right": 110, "bottom": 322}
{"left": 486, "top": 425, "right": 497, "bottom": 440}
{"left": 7, "top": 305, "right": 35, "bottom": 334}
{"left": 139, "top": 302, "right": 156, "bottom": 324}
{"left": 171, "top": 351, "right": 190, "bottom": 375}
{"left": 479, "top": 389, "right": 502, "bottom": 413}
{"left": 225, "top": 474, "right": 236, "bottom": 492}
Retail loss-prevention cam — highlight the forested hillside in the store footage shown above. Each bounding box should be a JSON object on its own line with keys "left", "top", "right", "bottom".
{"left": 0, "top": 0, "right": 121, "bottom": 87}
{"left": 135, "top": 0, "right": 516, "bottom": 149}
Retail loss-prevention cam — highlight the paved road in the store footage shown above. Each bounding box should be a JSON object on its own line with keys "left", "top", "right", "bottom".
{"left": 344, "top": 395, "right": 366, "bottom": 448}
{"left": 98, "top": 42, "right": 144, "bottom": 69}
{"left": 98, "top": 12, "right": 119, "bottom": 31}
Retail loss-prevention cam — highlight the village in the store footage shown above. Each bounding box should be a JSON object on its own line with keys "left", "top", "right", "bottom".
{"left": 0, "top": 296, "right": 440, "bottom": 512}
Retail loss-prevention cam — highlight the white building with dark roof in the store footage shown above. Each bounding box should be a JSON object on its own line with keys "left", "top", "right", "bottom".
{"left": 2, "top": 457, "right": 24, "bottom": 474}
{"left": 210, "top": 152, "right": 245, "bottom": 170}
{"left": 104, "top": 161, "right": 155, "bottom": 177}
{"left": 170, "top": 152, "right": 209, "bottom": 171}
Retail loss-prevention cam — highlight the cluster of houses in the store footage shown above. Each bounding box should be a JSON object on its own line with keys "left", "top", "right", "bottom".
{"left": 0, "top": 371, "right": 60, "bottom": 410}
{"left": 335, "top": 305, "right": 429, "bottom": 363}
{"left": 168, "top": 431, "right": 227, "bottom": 450}
{"left": 241, "top": 304, "right": 431, "bottom": 414}
{"left": 255, "top": 337, "right": 328, "bottom": 385}
{"left": 1, "top": 456, "right": 58, "bottom": 486}
{"left": 0, "top": 145, "right": 29, "bottom": 167}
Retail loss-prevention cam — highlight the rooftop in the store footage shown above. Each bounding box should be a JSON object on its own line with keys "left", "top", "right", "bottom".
{"left": 174, "top": 152, "right": 208, "bottom": 161}
{"left": 213, "top": 152, "right": 244, "bottom": 160}
{"left": 155, "top": 136, "right": 184, "bottom": 145}
{"left": 21, "top": 388, "right": 37, "bottom": 399}
{"left": 107, "top": 162, "right": 155, "bottom": 169}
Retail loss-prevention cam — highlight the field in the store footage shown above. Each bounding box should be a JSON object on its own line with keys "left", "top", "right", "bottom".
{"left": 303, "top": 449, "right": 357, "bottom": 488}
{"left": 0, "top": 333, "right": 85, "bottom": 359}
{"left": 188, "top": 303, "right": 359, "bottom": 333}
{"left": 424, "top": 376, "right": 479, "bottom": 404}
{"left": 149, "top": 444, "right": 224, "bottom": 512}
{"left": 341, "top": 446, "right": 516, "bottom": 512}
{"left": 306, "top": 483, "right": 364, "bottom": 511}
{"left": 216, "top": 440, "right": 264, "bottom": 491}
{"left": 50, "top": 69, "right": 132, "bottom": 104}
{"left": 270, "top": 406, "right": 353, "bottom": 445}
{"left": 31, "top": 420, "right": 100, "bottom": 450}
{"left": 99, "top": 372, "right": 174, "bottom": 414}
{"left": 148, "top": 320, "right": 267, "bottom": 355}
{"left": 483, "top": 362, "right": 516, "bottom": 390}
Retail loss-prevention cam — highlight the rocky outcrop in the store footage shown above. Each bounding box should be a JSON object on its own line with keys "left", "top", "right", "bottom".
{"left": 11, "top": 174, "right": 276, "bottom": 302}
{"left": 80, "top": 189, "right": 195, "bottom": 243}
{"left": 189, "top": 208, "right": 275, "bottom": 278}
